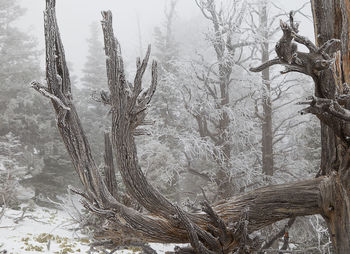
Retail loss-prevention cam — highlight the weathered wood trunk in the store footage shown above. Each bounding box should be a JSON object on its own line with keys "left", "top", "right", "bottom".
{"left": 36, "top": 0, "right": 350, "bottom": 253}
{"left": 249, "top": 0, "right": 350, "bottom": 252}
{"left": 103, "top": 132, "right": 118, "bottom": 199}
{"left": 312, "top": 0, "right": 350, "bottom": 252}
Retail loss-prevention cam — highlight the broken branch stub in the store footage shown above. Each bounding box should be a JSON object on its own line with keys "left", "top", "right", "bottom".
{"left": 250, "top": 11, "right": 337, "bottom": 80}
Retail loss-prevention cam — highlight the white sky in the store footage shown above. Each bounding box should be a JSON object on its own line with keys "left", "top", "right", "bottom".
{"left": 17, "top": 0, "right": 313, "bottom": 80}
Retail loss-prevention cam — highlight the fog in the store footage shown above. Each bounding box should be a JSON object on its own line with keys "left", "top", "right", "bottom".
{"left": 18, "top": 0, "right": 313, "bottom": 79}
{"left": 2, "top": 0, "right": 335, "bottom": 252}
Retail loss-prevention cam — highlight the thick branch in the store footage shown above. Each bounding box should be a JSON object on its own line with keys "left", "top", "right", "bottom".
{"left": 298, "top": 96, "right": 350, "bottom": 122}
{"left": 87, "top": 177, "right": 324, "bottom": 246}
{"left": 101, "top": 10, "right": 179, "bottom": 220}
{"left": 42, "top": 0, "right": 104, "bottom": 203}
{"left": 250, "top": 12, "right": 335, "bottom": 80}
{"left": 250, "top": 58, "right": 281, "bottom": 72}
{"left": 214, "top": 177, "right": 322, "bottom": 232}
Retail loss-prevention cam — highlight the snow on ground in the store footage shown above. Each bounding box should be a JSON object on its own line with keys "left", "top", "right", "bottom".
{"left": 0, "top": 203, "right": 180, "bottom": 253}
{"left": 0, "top": 204, "right": 92, "bottom": 254}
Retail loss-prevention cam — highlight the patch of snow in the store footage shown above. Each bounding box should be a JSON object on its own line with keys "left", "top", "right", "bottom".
{"left": 0, "top": 204, "right": 91, "bottom": 254}
{"left": 0, "top": 203, "right": 183, "bottom": 253}
{"left": 149, "top": 243, "right": 187, "bottom": 253}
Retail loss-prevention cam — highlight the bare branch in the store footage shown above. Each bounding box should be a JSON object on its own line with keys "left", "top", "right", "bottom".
{"left": 174, "top": 206, "right": 217, "bottom": 254}
{"left": 31, "top": 81, "right": 70, "bottom": 110}
{"left": 318, "top": 39, "right": 341, "bottom": 54}
{"left": 250, "top": 58, "right": 281, "bottom": 72}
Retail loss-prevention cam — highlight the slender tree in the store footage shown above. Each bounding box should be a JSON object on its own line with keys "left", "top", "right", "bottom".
{"left": 249, "top": 1, "right": 312, "bottom": 178}
{"left": 183, "top": 0, "right": 254, "bottom": 199}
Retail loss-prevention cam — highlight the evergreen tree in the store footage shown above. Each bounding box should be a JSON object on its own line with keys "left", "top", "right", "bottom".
{"left": 81, "top": 22, "right": 107, "bottom": 92}
{"left": 142, "top": 0, "right": 188, "bottom": 203}
{"left": 0, "top": 0, "right": 41, "bottom": 133}
{"left": 0, "top": 0, "right": 42, "bottom": 169}
{"left": 23, "top": 65, "right": 79, "bottom": 206}
{"left": 152, "top": 0, "right": 181, "bottom": 129}
{"left": 78, "top": 22, "right": 109, "bottom": 165}
{"left": 0, "top": 0, "right": 80, "bottom": 205}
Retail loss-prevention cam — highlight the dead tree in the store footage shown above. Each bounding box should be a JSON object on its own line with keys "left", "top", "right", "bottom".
{"left": 33, "top": 0, "right": 350, "bottom": 253}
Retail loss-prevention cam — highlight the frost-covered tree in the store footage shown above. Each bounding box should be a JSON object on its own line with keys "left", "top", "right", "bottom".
{"left": 0, "top": 133, "right": 25, "bottom": 206}
{"left": 142, "top": 0, "right": 184, "bottom": 202}
{"left": 0, "top": 0, "right": 45, "bottom": 204}
{"left": 181, "top": 0, "right": 257, "bottom": 199}
{"left": 34, "top": 0, "right": 350, "bottom": 253}
{"left": 153, "top": 0, "right": 179, "bottom": 74}
{"left": 0, "top": 0, "right": 81, "bottom": 205}
{"left": 0, "top": 0, "right": 41, "bottom": 137}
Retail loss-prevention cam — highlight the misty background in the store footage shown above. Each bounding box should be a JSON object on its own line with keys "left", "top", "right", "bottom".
{"left": 0, "top": 0, "right": 333, "bottom": 253}
{"left": 18, "top": 0, "right": 313, "bottom": 78}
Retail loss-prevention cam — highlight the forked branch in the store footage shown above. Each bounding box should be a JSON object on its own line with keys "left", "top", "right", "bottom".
{"left": 249, "top": 11, "right": 350, "bottom": 141}
{"left": 250, "top": 11, "right": 339, "bottom": 80}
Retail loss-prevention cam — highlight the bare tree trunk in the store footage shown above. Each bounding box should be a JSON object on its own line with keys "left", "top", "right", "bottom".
{"left": 260, "top": 3, "right": 274, "bottom": 176}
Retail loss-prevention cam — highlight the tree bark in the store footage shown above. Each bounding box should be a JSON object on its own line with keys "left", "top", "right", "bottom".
{"left": 260, "top": 3, "right": 274, "bottom": 176}
{"left": 248, "top": 1, "right": 350, "bottom": 252}
{"left": 311, "top": 0, "right": 350, "bottom": 252}
{"left": 34, "top": 0, "right": 350, "bottom": 252}
{"left": 103, "top": 132, "right": 118, "bottom": 199}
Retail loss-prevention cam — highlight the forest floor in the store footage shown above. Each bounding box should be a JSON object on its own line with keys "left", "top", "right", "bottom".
{"left": 0, "top": 202, "right": 177, "bottom": 254}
